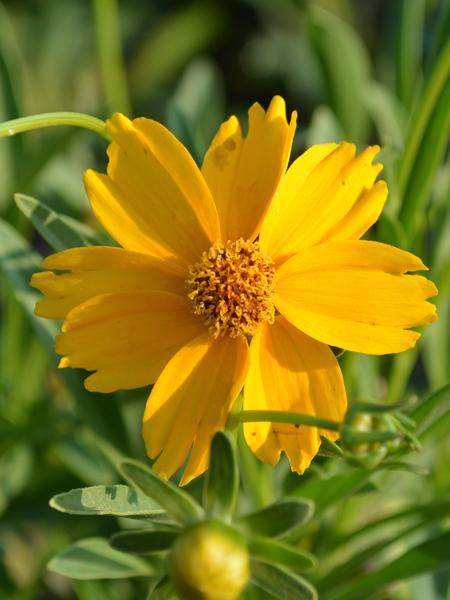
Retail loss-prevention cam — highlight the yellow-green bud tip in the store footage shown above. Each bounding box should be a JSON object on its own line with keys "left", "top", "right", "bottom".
{"left": 169, "top": 521, "right": 250, "bottom": 600}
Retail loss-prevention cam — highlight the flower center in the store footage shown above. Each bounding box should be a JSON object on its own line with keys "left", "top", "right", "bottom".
{"left": 186, "top": 238, "right": 276, "bottom": 338}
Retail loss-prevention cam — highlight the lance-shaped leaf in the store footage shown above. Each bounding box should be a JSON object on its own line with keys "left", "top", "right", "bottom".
{"left": 47, "top": 537, "right": 160, "bottom": 580}
{"left": 412, "top": 382, "right": 450, "bottom": 440}
{"left": 203, "top": 431, "right": 238, "bottom": 521}
{"left": 236, "top": 499, "right": 314, "bottom": 538}
{"left": 49, "top": 485, "right": 166, "bottom": 519}
{"left": 14, "top": 193, "right": 98, "bottom": 251}
{"left": 120, "top": 459, "right": 204, "bottom": 525}
{"left": 250, "top": 559, "right": 317, "bottom": 600}
{"left": 329, "top": 531, "right": 450, "bottom": 600}
{"left": 248, "top": 537, "right": 317, "bottom": 572}
{"left": 111, "top": 529, "right": 178, "bottom": 554}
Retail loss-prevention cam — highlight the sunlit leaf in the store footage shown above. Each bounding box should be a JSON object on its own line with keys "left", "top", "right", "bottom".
{"left": 14, "top": 193, "right": 98, "bottom": 251}
{"left": 47, "top": 537, "right": 160, "bottom": 580}
{"left": 50, "top": 484, "right": 165, "bottom": 518}
{"left": 120, "top": 460, "right": 204, "bottom": 525}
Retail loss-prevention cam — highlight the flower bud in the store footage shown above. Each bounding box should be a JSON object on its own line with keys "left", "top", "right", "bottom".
{"left": 169, "top": 521, "right": 250, "bottom": 600}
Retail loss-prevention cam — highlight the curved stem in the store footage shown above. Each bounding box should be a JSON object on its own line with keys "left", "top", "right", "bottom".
{"left": 0, "top": 112, "right": 110, "bottom": 140}
{"left": 236, "top": 410, "right": 341, "bottom": 432}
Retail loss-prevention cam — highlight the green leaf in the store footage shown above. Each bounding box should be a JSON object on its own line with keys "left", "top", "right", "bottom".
{"left": 327, "top": 498, "right": 450, "bottom": 552}
{"left": 203, "top": 431, "right": 238, "bottom": 522}
{"left": 111, "top": 529, "right": 177, "bottom": 555}
{"left": 120, "top": 460, "right": 204, "bottom": 525}
{"left": 398, "top": 38, "right": 450, "bottom": 238}
{"left": 318, "top": 499, "right": 450, "bottom": 594}
{"left": 318, "top": 437, "right": 343, "bottom": 457}
{"left": 237, "top": 499, "right": 314, "bottom": 538}
{"left": 47, "top": 537, "right": 159, "bottom": 580}
{"left": 329, "top": 531, "right": 450, "bottom": 600}
{"left": 0, "top": 218, "right": 130, "bottom": 452}
{"left": 307, "top": 5, "right": 370, "bottom": 143}
{"left": 248, "top": 537, "right": 317, "bottom": 572}
{"left": 394, "top": 0, "right": 426, "bottom": 108}
{"left": 49, "top": 485, "right": 165, "bottom": 518}
{"left": 411, "top": 382, "right": 450, "bottom": 440}
{"left": 14, "top": 193, "right": 98, "bottom": 251}
{"left": 251, "top": 559, "right": 317, "bottom": 600}
{"left": 295, "top": 469, "right": 374, "bottom": 512}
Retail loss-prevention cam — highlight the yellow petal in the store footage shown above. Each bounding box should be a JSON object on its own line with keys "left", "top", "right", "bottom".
{"left": 55, "top": 291, "right": 203, "bottom": 392}
{"left": 243, "top": 318, "right": 346, "bottom": 473}
{"left": 275, "top": 241, "right": 438, "bottom": 354}
{"left": 201, "top": 96, "right": 297, "bottom": 242}
{"left": 260, "top": 142, "right": 337, "bottom": 253}
{"left": 31, "top": 246, "right": 185, "bottom": 320}
{"left": 143, "top": 333, "right": 249, "bottom": 483}
{"left": 260, "top": 142, "right": 384, "bottom": 264}
{"left": 85, "top": 113, "right": 220, "bottom": 265}
{"left": 321, "top": 180, "right": 388, "bottom": 243}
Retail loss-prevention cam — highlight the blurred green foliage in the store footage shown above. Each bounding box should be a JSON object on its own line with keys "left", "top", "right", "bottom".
{"left": 0, "top": 0, "right": 449, "bottom": 598}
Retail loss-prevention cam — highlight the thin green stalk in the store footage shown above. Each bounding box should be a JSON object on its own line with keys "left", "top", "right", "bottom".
{"left": 92, "top": 0, "right": 131, "bottom": 115}
{"left": 397, "top": 37, "right": 450, "bottom": 201}
{"left": 0, "top": 112, "right": 109, "bottom": 140}
{"left": 236, "top": 410, "right": 340, "bottom": 432}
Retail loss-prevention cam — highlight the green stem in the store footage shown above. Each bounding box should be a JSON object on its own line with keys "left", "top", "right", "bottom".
{"left": 0, "top": 112, "right": 110, "bottom": 140}
{"left": 236, "top": 410, "right": 341, "bottom": 432}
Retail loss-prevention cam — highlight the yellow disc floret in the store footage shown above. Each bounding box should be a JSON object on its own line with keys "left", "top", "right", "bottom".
{"left": 186, "top": 238, "right": 276, "bottom": 338}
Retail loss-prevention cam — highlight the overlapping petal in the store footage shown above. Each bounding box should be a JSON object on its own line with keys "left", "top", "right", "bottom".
{"left": 143, "top": 333, "right": 249, "bottom": 484}
{"left": 31, "top": 246, "right": 185, "bottom": 319}
{"left": 201, "top": 96, "right": 297, "bottom": 242}
{"left": 275, "top": 240, "right": 438, "bottom": 354}
{"left": 260, "top": 142, "right": 386, "bottom": 264}
{"left": 55, "top": 291, "right": 203, "bottom": 392}
{"left": 85, "top": 113, "right": 220, "bottom": 267}
{"left": 243, "top": 317, "right": 346, "bottom": 473}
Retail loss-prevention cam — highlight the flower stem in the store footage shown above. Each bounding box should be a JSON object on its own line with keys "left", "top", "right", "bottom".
{"left": 0, "top": 112, "right": 110, "bottom": 140}
{"left": 236, "top": 410, "right": 341, "bottom": 432}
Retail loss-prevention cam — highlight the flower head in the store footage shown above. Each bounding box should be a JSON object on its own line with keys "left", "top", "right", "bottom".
{"left": 31, "top": 96, "right": 437, "bottom": 485}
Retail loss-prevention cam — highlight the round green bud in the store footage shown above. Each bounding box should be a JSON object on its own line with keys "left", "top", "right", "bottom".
{"left": 168, "top": 521, "right": 250, "bottom": 600}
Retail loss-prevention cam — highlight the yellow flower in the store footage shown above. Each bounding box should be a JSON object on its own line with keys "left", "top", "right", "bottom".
{"left": 31, "top": 96, "right": 437, "bottom": 485}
